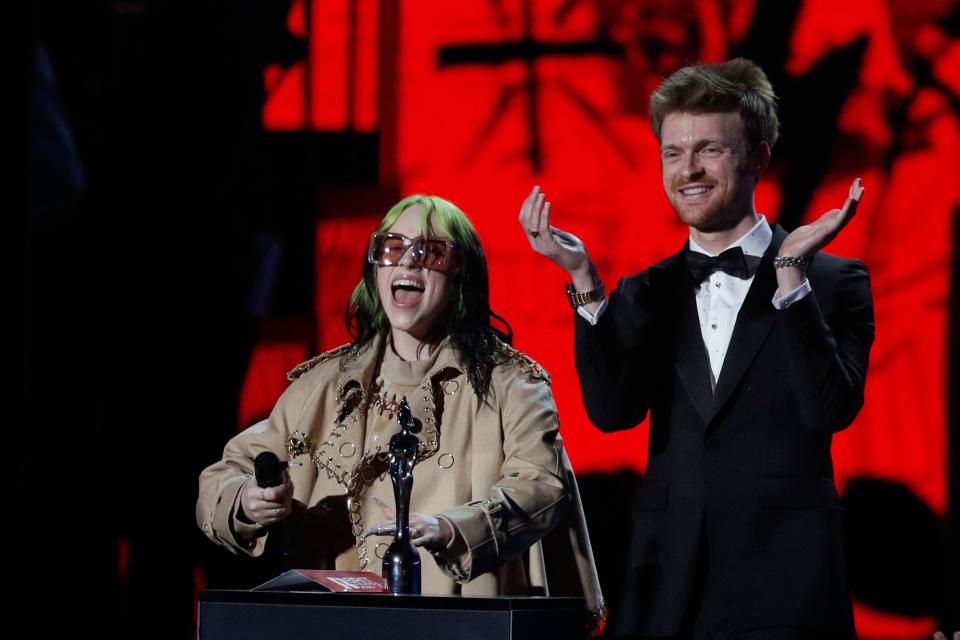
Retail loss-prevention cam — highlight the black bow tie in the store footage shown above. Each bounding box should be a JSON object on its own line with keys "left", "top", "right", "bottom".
{"left": 685, "top": 246, "right": 750, "bottom": 284}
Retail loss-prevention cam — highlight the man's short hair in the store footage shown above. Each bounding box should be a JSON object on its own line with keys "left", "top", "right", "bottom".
{"left": 649, "top": 58, "right": 780, "bottom": 149}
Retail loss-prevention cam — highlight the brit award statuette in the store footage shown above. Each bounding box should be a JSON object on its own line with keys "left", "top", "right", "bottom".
{"left": 382, "top": 399, "right": 422, "bottom": 595}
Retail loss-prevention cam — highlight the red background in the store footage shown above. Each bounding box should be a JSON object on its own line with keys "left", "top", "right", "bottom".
{"left": 230, "top": 1, "right": 959, "bottom": 636}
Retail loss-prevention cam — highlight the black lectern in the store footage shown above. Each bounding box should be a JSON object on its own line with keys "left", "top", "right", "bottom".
{"left": 199, "top": 590, "right": 589, "bottom": 640}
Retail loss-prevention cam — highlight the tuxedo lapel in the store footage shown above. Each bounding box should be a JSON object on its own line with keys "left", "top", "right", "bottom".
{"left": 709, "top": 226, "right": 787, "bottom": 422}
{"left": 651, "top": 250, "right": 714, "bottom": 426}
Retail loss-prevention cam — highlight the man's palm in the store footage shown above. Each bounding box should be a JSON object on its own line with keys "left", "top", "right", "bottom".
{"left": 780, "top": 178, "right": 864, "bottom": 258}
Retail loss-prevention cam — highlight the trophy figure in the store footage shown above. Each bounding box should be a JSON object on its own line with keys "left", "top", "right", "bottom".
{"left": 382, "top": 399, "right": 422, "bottom": 595}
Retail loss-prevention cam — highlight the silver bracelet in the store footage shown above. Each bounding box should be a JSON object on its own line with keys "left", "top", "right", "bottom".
{"left": 773, "top": 256, "right": 809, "bottom": 271}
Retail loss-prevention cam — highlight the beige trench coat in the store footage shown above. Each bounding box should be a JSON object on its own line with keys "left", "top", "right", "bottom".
{"left": 197, "top": 335, "right": 604, "bottom": 625}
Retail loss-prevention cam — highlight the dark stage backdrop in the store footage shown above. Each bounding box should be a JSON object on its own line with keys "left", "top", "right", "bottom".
{"left": 25, "top": 1, "right": 957, "bottom": 639}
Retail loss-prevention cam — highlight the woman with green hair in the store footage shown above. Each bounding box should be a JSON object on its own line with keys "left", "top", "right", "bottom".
{"left": 198, "top": 194, "right": 604, "bottom": 624}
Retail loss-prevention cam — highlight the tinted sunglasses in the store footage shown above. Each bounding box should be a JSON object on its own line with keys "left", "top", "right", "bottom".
{"left": 367, "top": 232, "right": 458, "bottom": 272}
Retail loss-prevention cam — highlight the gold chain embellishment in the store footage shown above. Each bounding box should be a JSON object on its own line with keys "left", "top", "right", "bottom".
{"left": 286, "top": 343, "right": 356, "bottom": 381}
{"left": 346, "top": 376, "right": 443, "bottom": 566}
{"left": 321, "top": 378, "right": 367, "bottom": 487}
{"left": 346, "top": 495, "right": 370, "bottom": 569}
{"left": 342, "top": 450, "right": 392, "bottom": 570}
{"left": 417, "top": 379, "right": 441, "bottom": 460}
{"left": 368, "top": 382, "right": 404, "bottom": 416}
{"left": 366, "top": 379, "right": 441, "bottom": 461}
{"left": 285, "top": 374, "right": 367, "bottom": 487}
{"left": 286, "top": 368, "right": 446, "bottom": 570}
{"left": 495, "top": 341, "right": 551, "bottom": 384}
{"left": 286, "top": 430, "right": 313, "bottom": 467}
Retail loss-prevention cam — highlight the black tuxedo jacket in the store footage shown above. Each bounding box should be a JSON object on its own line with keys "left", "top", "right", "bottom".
{"left": 574, "top": 226, "right": 874, "bottom": 637}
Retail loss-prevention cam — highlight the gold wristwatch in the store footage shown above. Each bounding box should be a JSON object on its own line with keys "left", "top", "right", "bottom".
{"left": 566, "top": 282, "right": 605, "bottom": 309}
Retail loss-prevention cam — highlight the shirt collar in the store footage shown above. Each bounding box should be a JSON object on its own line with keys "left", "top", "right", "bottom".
{"left": 688, "top": 214, "right": 772, "bottom": 258}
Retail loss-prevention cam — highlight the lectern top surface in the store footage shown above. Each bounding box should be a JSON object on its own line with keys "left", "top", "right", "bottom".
{"left": 200, "top": 590, "right": 585, "bottom": 612}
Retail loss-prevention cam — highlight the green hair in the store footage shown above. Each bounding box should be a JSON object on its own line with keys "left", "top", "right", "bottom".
{"left": 345, "top": 194, "right": 511, "bottom": 401}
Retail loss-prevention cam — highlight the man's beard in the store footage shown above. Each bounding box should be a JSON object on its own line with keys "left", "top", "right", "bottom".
{"left": 672, "top": 195, "right": 743, "bottom": 233}
{"left": 669, "top": 176, "right": 754, "bottom": 233}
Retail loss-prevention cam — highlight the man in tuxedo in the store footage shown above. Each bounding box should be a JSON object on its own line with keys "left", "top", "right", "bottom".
{"left": 519, "top": 59, "right": 874, "bottom": 639}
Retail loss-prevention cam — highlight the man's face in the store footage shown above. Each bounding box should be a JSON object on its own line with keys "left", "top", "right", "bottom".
{"left": 660, "top": 111, "right": 763, "bottom": 232}
{"left": 375, "top": 206, "right": 454, "bottom": 343}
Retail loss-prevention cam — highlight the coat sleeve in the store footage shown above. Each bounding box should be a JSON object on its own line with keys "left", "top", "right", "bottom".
{"left": 777, "top": 258, "right": 875, "bottom": 432}
{"left": 574, "top": 271, "right": 659, "bottom": 431}
{"left": 431, "top": 365, "right": 569, "bottom": 582}
{"left": 196, "top": 368, "right": 323, "bottom": 557}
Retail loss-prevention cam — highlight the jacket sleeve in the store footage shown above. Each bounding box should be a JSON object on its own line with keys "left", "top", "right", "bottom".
{"left": 574, "top": 272, "right": 659, "bottom": 431}
{"left": 196, "top": 371, "right": 321, "bottom": 557}
{"left": 432, "top": 367, "right": 569, "bottom": 582}
{"left": 777, "top": 258, "right": 875, "bottom": 432}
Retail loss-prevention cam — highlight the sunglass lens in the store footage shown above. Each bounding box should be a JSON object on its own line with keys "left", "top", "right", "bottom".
{"left": 370, "top": 234, "right": 407, "bottom": 266}
{"left": 422, "top": 240, "right": 450, "bottom": 269}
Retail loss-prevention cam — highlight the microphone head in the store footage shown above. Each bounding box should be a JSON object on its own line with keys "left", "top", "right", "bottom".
{"left": 254, "top": 451, "right": 284, "bottom": 488}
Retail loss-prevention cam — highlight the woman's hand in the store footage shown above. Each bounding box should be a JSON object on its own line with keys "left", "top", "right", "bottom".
{"left": 364, "top": 512, "right": 453, "bottom": 551}
{"left": 239, "top": 475, "right": 294, "bottom": 526}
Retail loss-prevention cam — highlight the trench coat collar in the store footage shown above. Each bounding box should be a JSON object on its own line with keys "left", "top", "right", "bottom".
{"left": 338, "top": 333, "right": 466, "bottom": 393}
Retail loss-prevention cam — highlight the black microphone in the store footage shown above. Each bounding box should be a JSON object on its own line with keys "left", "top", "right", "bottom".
{"left": 254, "top": 451, "right": 290, "bottom": 558}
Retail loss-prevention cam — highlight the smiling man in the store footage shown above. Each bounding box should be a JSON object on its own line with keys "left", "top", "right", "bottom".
{"left": 520, "top": 59, "right": 875, "bottom": 639}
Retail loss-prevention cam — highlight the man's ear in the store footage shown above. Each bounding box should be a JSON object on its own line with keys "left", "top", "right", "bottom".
{"left": 750, "top": 141, "right": 771, "bottom": 178}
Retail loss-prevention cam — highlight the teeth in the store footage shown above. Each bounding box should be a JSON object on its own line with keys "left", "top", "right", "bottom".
{"left": 393, "top": 279, "right": 424, "bottom": 290}
{"left": 681, "top": 186, "right": 709, "bottom": 195}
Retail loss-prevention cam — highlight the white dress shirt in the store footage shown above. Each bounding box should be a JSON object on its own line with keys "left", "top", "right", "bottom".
{"left": 578, "top": 215, "right": 811, "bottom": 388}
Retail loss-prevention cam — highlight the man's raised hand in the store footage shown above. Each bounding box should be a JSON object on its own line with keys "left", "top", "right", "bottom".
{"left": 518, "top": 186, "right": 592, "bottom": 279}
{"left": 780, "top": 178, "right": 865, "bottom": 260}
